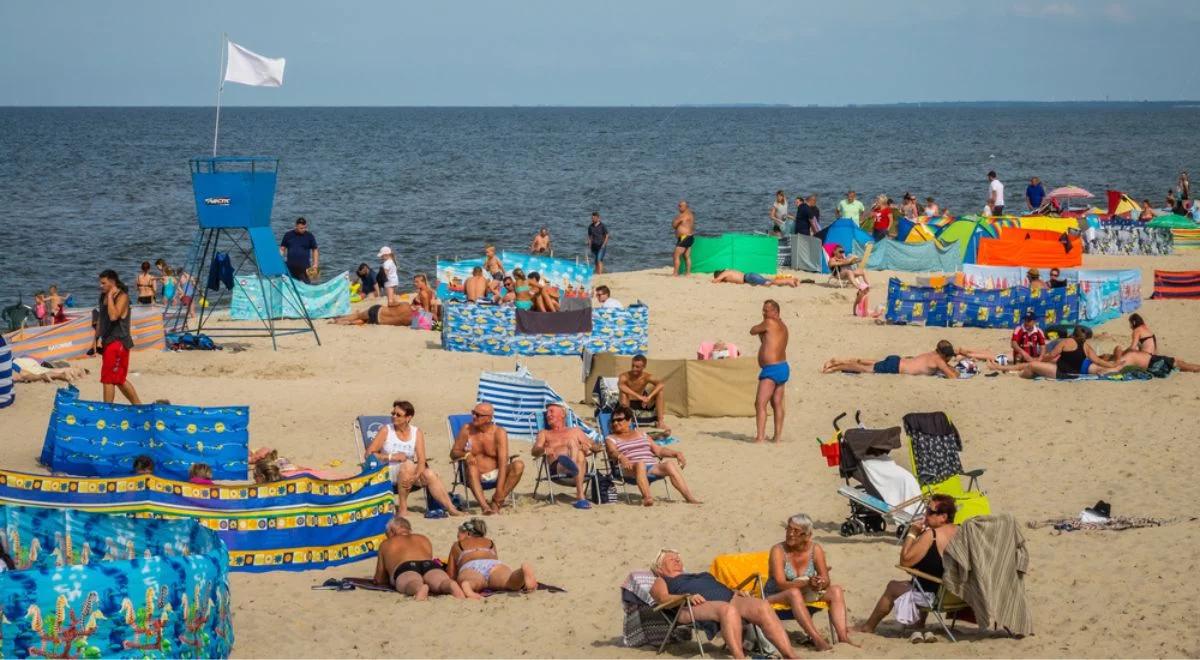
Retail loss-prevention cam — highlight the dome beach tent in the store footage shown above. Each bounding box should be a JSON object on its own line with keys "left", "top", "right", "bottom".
{"left": 935, "top": 216, "right": 998, "bottom": 264}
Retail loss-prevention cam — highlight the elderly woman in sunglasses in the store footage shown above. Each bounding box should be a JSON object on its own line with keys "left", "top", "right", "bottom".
{"left": 603, "top": 406, "right": 701, "bottom": 506}
{"left": 365, "top": 400, "right": 462, "bottom": 517}
{"left": 650, "top": 549, "right": 797, "bottom": 659}
{"left": 854, "top": 494, "right": 958, "bottom": 641}
{"left": 765, "top": 514, "right": 855, "bottom": 649}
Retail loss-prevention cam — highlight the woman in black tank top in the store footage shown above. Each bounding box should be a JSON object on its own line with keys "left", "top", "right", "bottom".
{"left": 855, "top": 494, "right": 958, "bottom": 634}
{"left": 992, "top": 325, "right": 1114, "bottom": 380}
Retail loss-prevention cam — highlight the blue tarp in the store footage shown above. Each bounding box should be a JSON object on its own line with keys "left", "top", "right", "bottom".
{"left": 230, "top": 271, "right": 351, "bottom": 320}
{"left": 886, "top": 278, "right": 1080, "bottom": 328}
{"left": 817, "top": 218, "right": 872, "bottom": 256}
{"left": 437, "top": 253, "right": 593, "bottom": 301}
{"left": 442, "top": 303, "right": 648, "bottom": 355}
{"left": 867, "top": 239, "right": 963, "bottom": 272}
{"left": 40, "top": 386, "right": 249, "bottom": 480}
{"left": 961, "top": 265, "right": 1140, "bottom": 325}
{"left": 0, "top": 505, "right": 232, "bottom": 658}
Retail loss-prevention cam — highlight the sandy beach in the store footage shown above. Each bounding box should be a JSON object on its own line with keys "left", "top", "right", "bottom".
{"left": 4, "top": 252, "right": 1200, "bottom": 658}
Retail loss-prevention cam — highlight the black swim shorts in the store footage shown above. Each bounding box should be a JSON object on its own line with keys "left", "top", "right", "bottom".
{"left": 366, "top": 304, "right": 382, "bottom": 325}
{"left": 676, "top": 235, "right": 695, "bottom": 249}
{"left": 393, "top": 559, "right": 439, "bottom": 583}
{"left": 872, "top": 355, "right": 901, "bottom": 374}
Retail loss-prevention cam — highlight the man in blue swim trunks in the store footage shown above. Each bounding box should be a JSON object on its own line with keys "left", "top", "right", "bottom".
{"left": 531, "top": 403, "right": 600, "bottom": 510}
{"left": 750, "top": 300, "right": 790, "bottom": 444}
{"left": 711, "top": 269, "right": 800, "bottom": 287}
{"left": 821, "top": 340, "right": 987, "bottom": 378}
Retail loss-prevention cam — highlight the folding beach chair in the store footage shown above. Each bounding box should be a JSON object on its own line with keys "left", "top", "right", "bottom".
{"left": 352, "top": 415, "right": 433, "bottom": 510}
{"left": 446, "top": 413, "right": 517, "bottom": 511}
{"left": 895, "top": 564, "right": 972, "bottom": 642}
{"left": 901, "top": 412, "right": 990, "bottom": 523}
{"left": 620, "top": 570, "right": 708, "bottom": 657}
{"left": 596, "top": 410, "right": 673, "bottom": 505}
{"left": 709, "top": 551, "right": 835, "bottom": 644}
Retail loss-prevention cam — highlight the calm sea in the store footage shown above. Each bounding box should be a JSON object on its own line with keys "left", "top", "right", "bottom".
{"left": 0, "top": 106, "right": 1195, "bottom": 301}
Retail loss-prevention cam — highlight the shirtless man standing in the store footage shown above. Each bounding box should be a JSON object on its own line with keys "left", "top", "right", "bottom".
{"left": 373, "top": 516, "right": 469, "bottom": 600}
{"left": 618, "top": 355, "right": 670, "bottom": 433}
{"left": 331, "top": 301, "right": 414, "bottom": 326}
{"left": 821, "top": 340, "right": 983, "bottom": 378}
{"left": 530, "top": 228, "right": 552, "bottom": 255}
{"left": 750, "top": 299, "right": 789, "bottom": 443}
{"left": 464, "top": 267, "right": 489, "bottom": 302}
{"left": 672, "top": 200, "right": 695, "bottom": 276}
{"left": 531, "top": 403, "right": 599, "bottom": 509}
{"left": 451, "top": 403, "right": 525, "bottom": 515}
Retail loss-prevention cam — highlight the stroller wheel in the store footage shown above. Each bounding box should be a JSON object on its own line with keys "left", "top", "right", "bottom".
{"left": 851, "top": 518, "right": 867, "bottom": 536}
{"left": 839, "top": 520, "right": 857, "bottom": 537}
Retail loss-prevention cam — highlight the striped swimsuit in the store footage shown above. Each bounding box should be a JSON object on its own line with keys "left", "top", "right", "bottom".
{"left": 612, "top": 433, "right": 657, "bottom": 469}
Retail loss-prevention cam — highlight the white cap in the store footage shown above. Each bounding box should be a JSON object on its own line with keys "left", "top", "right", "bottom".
{"left": 377, "top": 246, "right": 393, "bottom": 258}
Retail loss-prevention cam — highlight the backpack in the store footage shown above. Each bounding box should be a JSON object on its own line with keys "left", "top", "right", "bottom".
{"left": 587, "top": 473, "right": 617, "bottom": 505}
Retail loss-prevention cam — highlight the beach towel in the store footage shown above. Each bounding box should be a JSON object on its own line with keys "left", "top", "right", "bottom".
{"left": 861, "top": 457, "right": 922, "bottom": 515}
{"left": 943, "top": 514, "right": 1034, "bottom": 636}
{"left": 515, "top": 307, "right": 593, "bottom": 335}
{"left": 229, "top": 271, "right": 351, "bottom": 320}
{"left": 1151, "top": 270, "right": 1200, "bottom": 299}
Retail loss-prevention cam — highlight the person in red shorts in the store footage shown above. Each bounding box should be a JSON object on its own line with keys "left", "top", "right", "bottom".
{"left": 96, "top": 269, "right": 142, "bottom": 404}
{"left": 1011, "top": 312, "right": 1047, "bottom": 364}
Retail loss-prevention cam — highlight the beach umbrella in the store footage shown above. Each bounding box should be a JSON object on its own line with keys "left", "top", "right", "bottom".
{"left": 1048, "top": 186, "right": 1093, "bottom": 200}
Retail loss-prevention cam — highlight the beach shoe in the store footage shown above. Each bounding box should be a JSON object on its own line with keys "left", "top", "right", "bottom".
{"left": 923, "top": 631, "right": 938, "bottom": 643}
{"left": 909, "top": 631, "right": 925, "bottom": 644}
{"left": 573, "top": 499, "right": 592, "bottom": 510}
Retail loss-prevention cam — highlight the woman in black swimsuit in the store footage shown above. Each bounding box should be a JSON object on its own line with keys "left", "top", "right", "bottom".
{"left": 1103, "top": 314, "right": 1200, "bottom": 375}
{"left": 1112, "top": 313, "right": 1157, "bottom": 361}
{"left": 855, "top": 494, "right": 958, "bottom": 638}
{"left": 994, "top": 325, "right": 1114, "bottom": 379}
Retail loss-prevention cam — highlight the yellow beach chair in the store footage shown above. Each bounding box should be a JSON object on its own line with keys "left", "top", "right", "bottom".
{"left": 901, "top": 412, "right": 991, "bottom": 523}
{"left": 709, "top": 551, "right": 836, "bottom": 643}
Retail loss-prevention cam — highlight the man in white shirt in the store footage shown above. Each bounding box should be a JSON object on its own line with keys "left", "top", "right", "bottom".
{"left": 594, "top": 285, "right": 623, "bottom": 309}
{"left": 987, "top": 171, "right": 1005, "bottom": 217}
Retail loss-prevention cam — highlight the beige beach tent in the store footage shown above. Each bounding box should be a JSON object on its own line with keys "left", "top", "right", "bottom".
{"left": 584, "top": 353, "right": 758, "bottom": 417}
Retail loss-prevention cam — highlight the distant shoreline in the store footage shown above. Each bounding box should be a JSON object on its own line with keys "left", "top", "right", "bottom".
{"left": 3, "top": 101, "right": 1199, "bottom": 109}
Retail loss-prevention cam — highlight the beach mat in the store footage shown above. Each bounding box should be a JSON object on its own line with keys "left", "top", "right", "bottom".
{"left": 322, "top": 577, "right": 566, "bottom": 595}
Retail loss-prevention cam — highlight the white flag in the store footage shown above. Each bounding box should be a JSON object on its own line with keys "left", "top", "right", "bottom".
{"left": 224, "top": 41, "right": 285, "bottom": 87}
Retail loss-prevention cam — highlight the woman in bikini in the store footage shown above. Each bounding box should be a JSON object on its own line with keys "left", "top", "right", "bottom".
{"left": 364, "top": 400, "right": 462, "bottom": 517}
{"left": 135, "top": 261, "right": 155, "bottom": 304}
{"left": 855, "top": 494, "right": 958, "bottom": 641}
{"left": 765, "top": 514, "right": 855, "bottom": 649}
{"left": 1103, "top": 314, "right": 1200, "bottom": 375}
{"left": 446, "top": 518, "right": 537, "bottom": 598}
{"left": 511, "top": 269, "right": 534, "bottom": 310}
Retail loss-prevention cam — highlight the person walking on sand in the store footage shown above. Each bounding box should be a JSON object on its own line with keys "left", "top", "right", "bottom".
{"left": 587, "top": 212, "right": 610, "bottom": 274}
{"left": 96, "top": 269, "right": 142, "bottom": 405}
{"left": 672, "top": 200, "right": 695, "bottom": 276}
{"left": 750, "top": 300, "right": 789, "bottom": 443}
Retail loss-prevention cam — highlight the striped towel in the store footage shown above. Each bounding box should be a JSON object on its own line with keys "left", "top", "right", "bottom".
{"left": 0, "top": 335, "right": 13, "bottom": 409}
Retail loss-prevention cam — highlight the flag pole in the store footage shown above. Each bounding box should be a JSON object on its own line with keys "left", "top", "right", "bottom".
{"left": 212, "top": 33, "right": 227, "bottom": 157}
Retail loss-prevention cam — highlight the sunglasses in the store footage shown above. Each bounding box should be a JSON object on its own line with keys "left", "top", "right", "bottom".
{"left": 391, "top": 411, "right": 407, "bottom": 417}
{"left": 611, "top": 416, "right": 629, "bottom": 423}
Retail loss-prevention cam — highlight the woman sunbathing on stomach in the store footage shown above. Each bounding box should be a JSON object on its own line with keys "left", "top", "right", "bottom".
{"left": 446, "top": 518, "right": 537, "bottom": 597}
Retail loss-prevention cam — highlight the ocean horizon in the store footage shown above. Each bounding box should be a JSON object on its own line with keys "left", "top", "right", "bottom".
{"left": 1, "top": 104, "right": 1195, "bottom": 301}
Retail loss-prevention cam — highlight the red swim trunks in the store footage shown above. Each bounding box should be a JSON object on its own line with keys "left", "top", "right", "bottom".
{"left": 100, "top": 341, "right": 130, "bottom": 385}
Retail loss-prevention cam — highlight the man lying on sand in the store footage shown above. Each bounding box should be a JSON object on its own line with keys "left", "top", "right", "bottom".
{"left": 821, "top": 340, "right": 991, "bottom": 378}
{"left": 712, "top": 269, "right": 800, "bottom": 287}
{"left": 332, "top": 302, "right": 413, "bottom": 326}
{"left": 373, "top": 516, "right": 466, "bottom": 600}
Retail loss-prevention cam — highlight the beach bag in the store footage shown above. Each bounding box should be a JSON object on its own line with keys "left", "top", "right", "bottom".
{"left": 410, "top": 309, "right": 434, "bottom": 331}
{"left": 592, "top": 377, "right": 620, "bottom": 412}
{"left": 588, "top": 473, "right": 617, "bottom": 505}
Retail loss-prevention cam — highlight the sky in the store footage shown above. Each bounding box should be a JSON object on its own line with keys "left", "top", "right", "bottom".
{"left": 1, "top": 0, "right": 1197, "bottom": 106}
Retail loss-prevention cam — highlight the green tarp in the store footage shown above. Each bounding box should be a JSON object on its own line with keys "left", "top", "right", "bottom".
{"left": 683, "top": 234, "right": 778, "bottom": 275}
{"left": 1147, "top": 214, "right": 1197, "bottom": 229}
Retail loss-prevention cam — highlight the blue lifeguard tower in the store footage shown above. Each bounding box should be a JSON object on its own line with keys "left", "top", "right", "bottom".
{"left": 165, "top": 156, "right": 319, "bottom": 349}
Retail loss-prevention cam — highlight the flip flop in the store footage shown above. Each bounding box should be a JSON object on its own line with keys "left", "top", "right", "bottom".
{"left": 908, "top": 631, "right": 925, "bottom": 644}
{"left": 573, "top": 499, "right": 592, "bottom": 510}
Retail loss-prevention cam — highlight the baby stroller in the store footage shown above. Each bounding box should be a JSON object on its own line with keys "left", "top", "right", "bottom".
{"left": 820, "top": 411, "right": 921, "bottom": 539}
